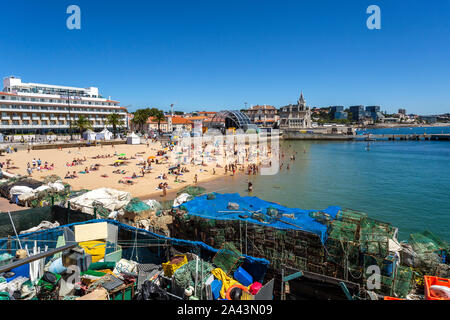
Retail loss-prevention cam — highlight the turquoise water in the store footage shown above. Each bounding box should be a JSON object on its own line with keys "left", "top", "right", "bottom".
{"left": 357, "top": 125, "right": 450, "bottom": 135}
{"left": 209, "top": 137, "right": 450, "bottom": 242}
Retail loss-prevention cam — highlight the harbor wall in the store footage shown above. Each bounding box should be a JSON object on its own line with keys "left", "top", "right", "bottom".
{"left": 282, "top": 132, "right": 355, "bottom": 140}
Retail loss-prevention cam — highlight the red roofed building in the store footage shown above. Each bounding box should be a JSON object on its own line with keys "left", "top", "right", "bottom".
{"left": 243, "top": 105, "right": 279, "bottom": 128}
{"left": 146, "top": 115, "right": 193, "bottom": 133}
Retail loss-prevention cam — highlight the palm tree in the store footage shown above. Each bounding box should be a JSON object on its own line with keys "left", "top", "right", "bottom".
{"left": 74, "top": 115, "right": 92, "bottom": 136}
{"left": 106, "top": 113, "right": 124, "bottom": 139}
{"left": 153, "top": 110, "right": 166, "bottom": 133}
{"left": 132, "top": 109, "right": 151, "bottom": 133}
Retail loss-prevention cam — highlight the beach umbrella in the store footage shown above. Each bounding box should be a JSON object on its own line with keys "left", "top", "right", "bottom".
{"left": 118, "top": 153, "right": 126, "bottom": 156}
{"left": 148, "top": 156, "right": 156, "bottom": 159}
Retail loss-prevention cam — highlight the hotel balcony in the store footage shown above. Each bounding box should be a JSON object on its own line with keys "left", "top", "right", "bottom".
{"left": 2, "top": 116, "right": 10, "bottom": 120}
{"left": 41, "top": 116, "right": 49, "bottom": 120}
{"left": 12, "top": 116, "right": 21, "bottom": 120}
{"left": 0, "top": 106, "right": 126, "bottom": 116}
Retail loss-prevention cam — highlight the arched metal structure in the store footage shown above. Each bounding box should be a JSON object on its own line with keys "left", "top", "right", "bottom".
{"left": 209, "top": 110, "right": 254, "bottom": 130}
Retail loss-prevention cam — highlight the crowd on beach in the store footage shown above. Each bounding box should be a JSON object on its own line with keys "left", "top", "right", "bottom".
{"left": 26, "top": 158, "right": 55, "bottom": 176}
{"left": 7, "top": 135, "right": 303, "bottom": 201}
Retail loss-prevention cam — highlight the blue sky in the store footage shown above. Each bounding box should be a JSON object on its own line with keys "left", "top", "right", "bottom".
{"left": 0, "top": 0, "right": 449, "bottom": 114}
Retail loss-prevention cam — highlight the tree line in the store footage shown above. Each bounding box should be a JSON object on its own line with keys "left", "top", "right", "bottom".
{"left": 131, "top": 108, "right": 166, "bottom": 133}
{"left": 71, "top": 113, "right": 124, "bottom": 139}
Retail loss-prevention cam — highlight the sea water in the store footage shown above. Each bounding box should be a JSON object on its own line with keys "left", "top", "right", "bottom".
{"left": 206, "top": 127, "right": 450, "bottom": 241}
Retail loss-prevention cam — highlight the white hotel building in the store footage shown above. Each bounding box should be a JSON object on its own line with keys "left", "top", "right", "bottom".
{"left": 0, "top": 76, "right": 127, "bottom": 134}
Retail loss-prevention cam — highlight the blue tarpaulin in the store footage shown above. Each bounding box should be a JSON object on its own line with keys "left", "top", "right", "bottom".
{"left": 178, "top": 193, "right": 341, "bottom": 244}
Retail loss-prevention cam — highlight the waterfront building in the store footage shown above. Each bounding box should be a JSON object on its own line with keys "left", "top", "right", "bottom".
{"left": 418, "top": 115, "right": 438, "bottom": 124}
{"left": 349, "top": 105, "right": 365, "bottom": 122}
{"left": 383, "top": 117, "right": 400, "bottom": 123}
{"left": 146, "top": 115, "right": 193, "bottom": 133}
{"left": 243, "top": 105, "right": 279, "bottom": 128}
{"left": 197, "top": 111, "right": 217, "bottom": 118}
{"left": 365, "top": 106, "right": 385, "bottom": 122}
{"left": 0, "top": 76, "right": 127, "bottom": 134}
{"left": 334, "top": 111, "right": 348, "bottom": 120}
{"left": 279, "top": 92, "right": 312, "bottom": 129}
{"left": 329, "top": 106, "right": 347, "bottom": 120}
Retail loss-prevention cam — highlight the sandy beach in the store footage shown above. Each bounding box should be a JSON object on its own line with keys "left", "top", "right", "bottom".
{"left": 0, "top": 140, "right": 267, "bottom": 201}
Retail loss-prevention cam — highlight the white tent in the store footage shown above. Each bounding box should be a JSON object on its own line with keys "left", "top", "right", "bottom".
{"left": 96, "top": 128, "right": 113, "bottom": 141}
{"left": 127, "top": 132, "right": 140, "bottom": 145}
{"left": 82, "top": 129, "right": 96, "bottom": 141}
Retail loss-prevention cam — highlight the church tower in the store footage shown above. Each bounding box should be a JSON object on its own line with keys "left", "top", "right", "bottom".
{"left": 298, "top": 92, "right": 306, "bottom": 111}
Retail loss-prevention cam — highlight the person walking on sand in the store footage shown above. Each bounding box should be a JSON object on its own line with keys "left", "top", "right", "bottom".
{"left": 163, "top": 185, "right": 167, "bottom": 197}
{"left": 194, "top": 174, "right": 198, "bottom": 184}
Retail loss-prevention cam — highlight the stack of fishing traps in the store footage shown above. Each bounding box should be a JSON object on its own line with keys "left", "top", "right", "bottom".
{"left": 171, "top": 207, "right": 418, "bottom": 298}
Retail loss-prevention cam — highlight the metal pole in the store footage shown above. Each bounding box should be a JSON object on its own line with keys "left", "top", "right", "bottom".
{"left": 7, "top": 211, "right": 22, "bottom": 250}
{"left": 0, "top": 243, "right": 77, "bottom": 274}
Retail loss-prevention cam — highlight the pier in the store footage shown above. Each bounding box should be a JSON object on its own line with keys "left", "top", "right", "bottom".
{"left": 356, "top": 133, "right": 450, "bottom": 141}
{"left": 282, "top": 131, "right": 450, "bottom": 141}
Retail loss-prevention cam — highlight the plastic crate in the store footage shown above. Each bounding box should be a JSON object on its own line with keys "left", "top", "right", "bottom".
{"left": 234, "top": 267, "right": 253, "bottom": 287}
{"left": 109, "top": 282, "right": 136, "bottom": 300}
{"left": 162, "top": 255, "right": 188, "bottom": 277}
{"left": 424, "top": 275, "right": 450, "bottom": 300}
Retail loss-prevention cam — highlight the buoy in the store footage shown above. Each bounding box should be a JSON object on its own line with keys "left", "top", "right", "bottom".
{"left": 226, "top": 284, "right": 249, "bottom": 300}
{"left": 184, "top": 286, "right": 194, "bottom": 297}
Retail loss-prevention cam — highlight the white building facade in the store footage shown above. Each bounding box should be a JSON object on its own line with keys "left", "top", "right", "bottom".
{"left": 0, "top": 76, "right": 127, "bottom": 134}
{"left": 279, "top": 92, "right": 312, "bottom": 129}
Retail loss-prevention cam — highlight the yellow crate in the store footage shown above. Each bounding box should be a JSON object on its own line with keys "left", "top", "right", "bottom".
{"left": 162, "top": 255, "right": 188, "bottom": 277}
{"left": 79, "top": 241, "right": 106, "bottom": 263}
